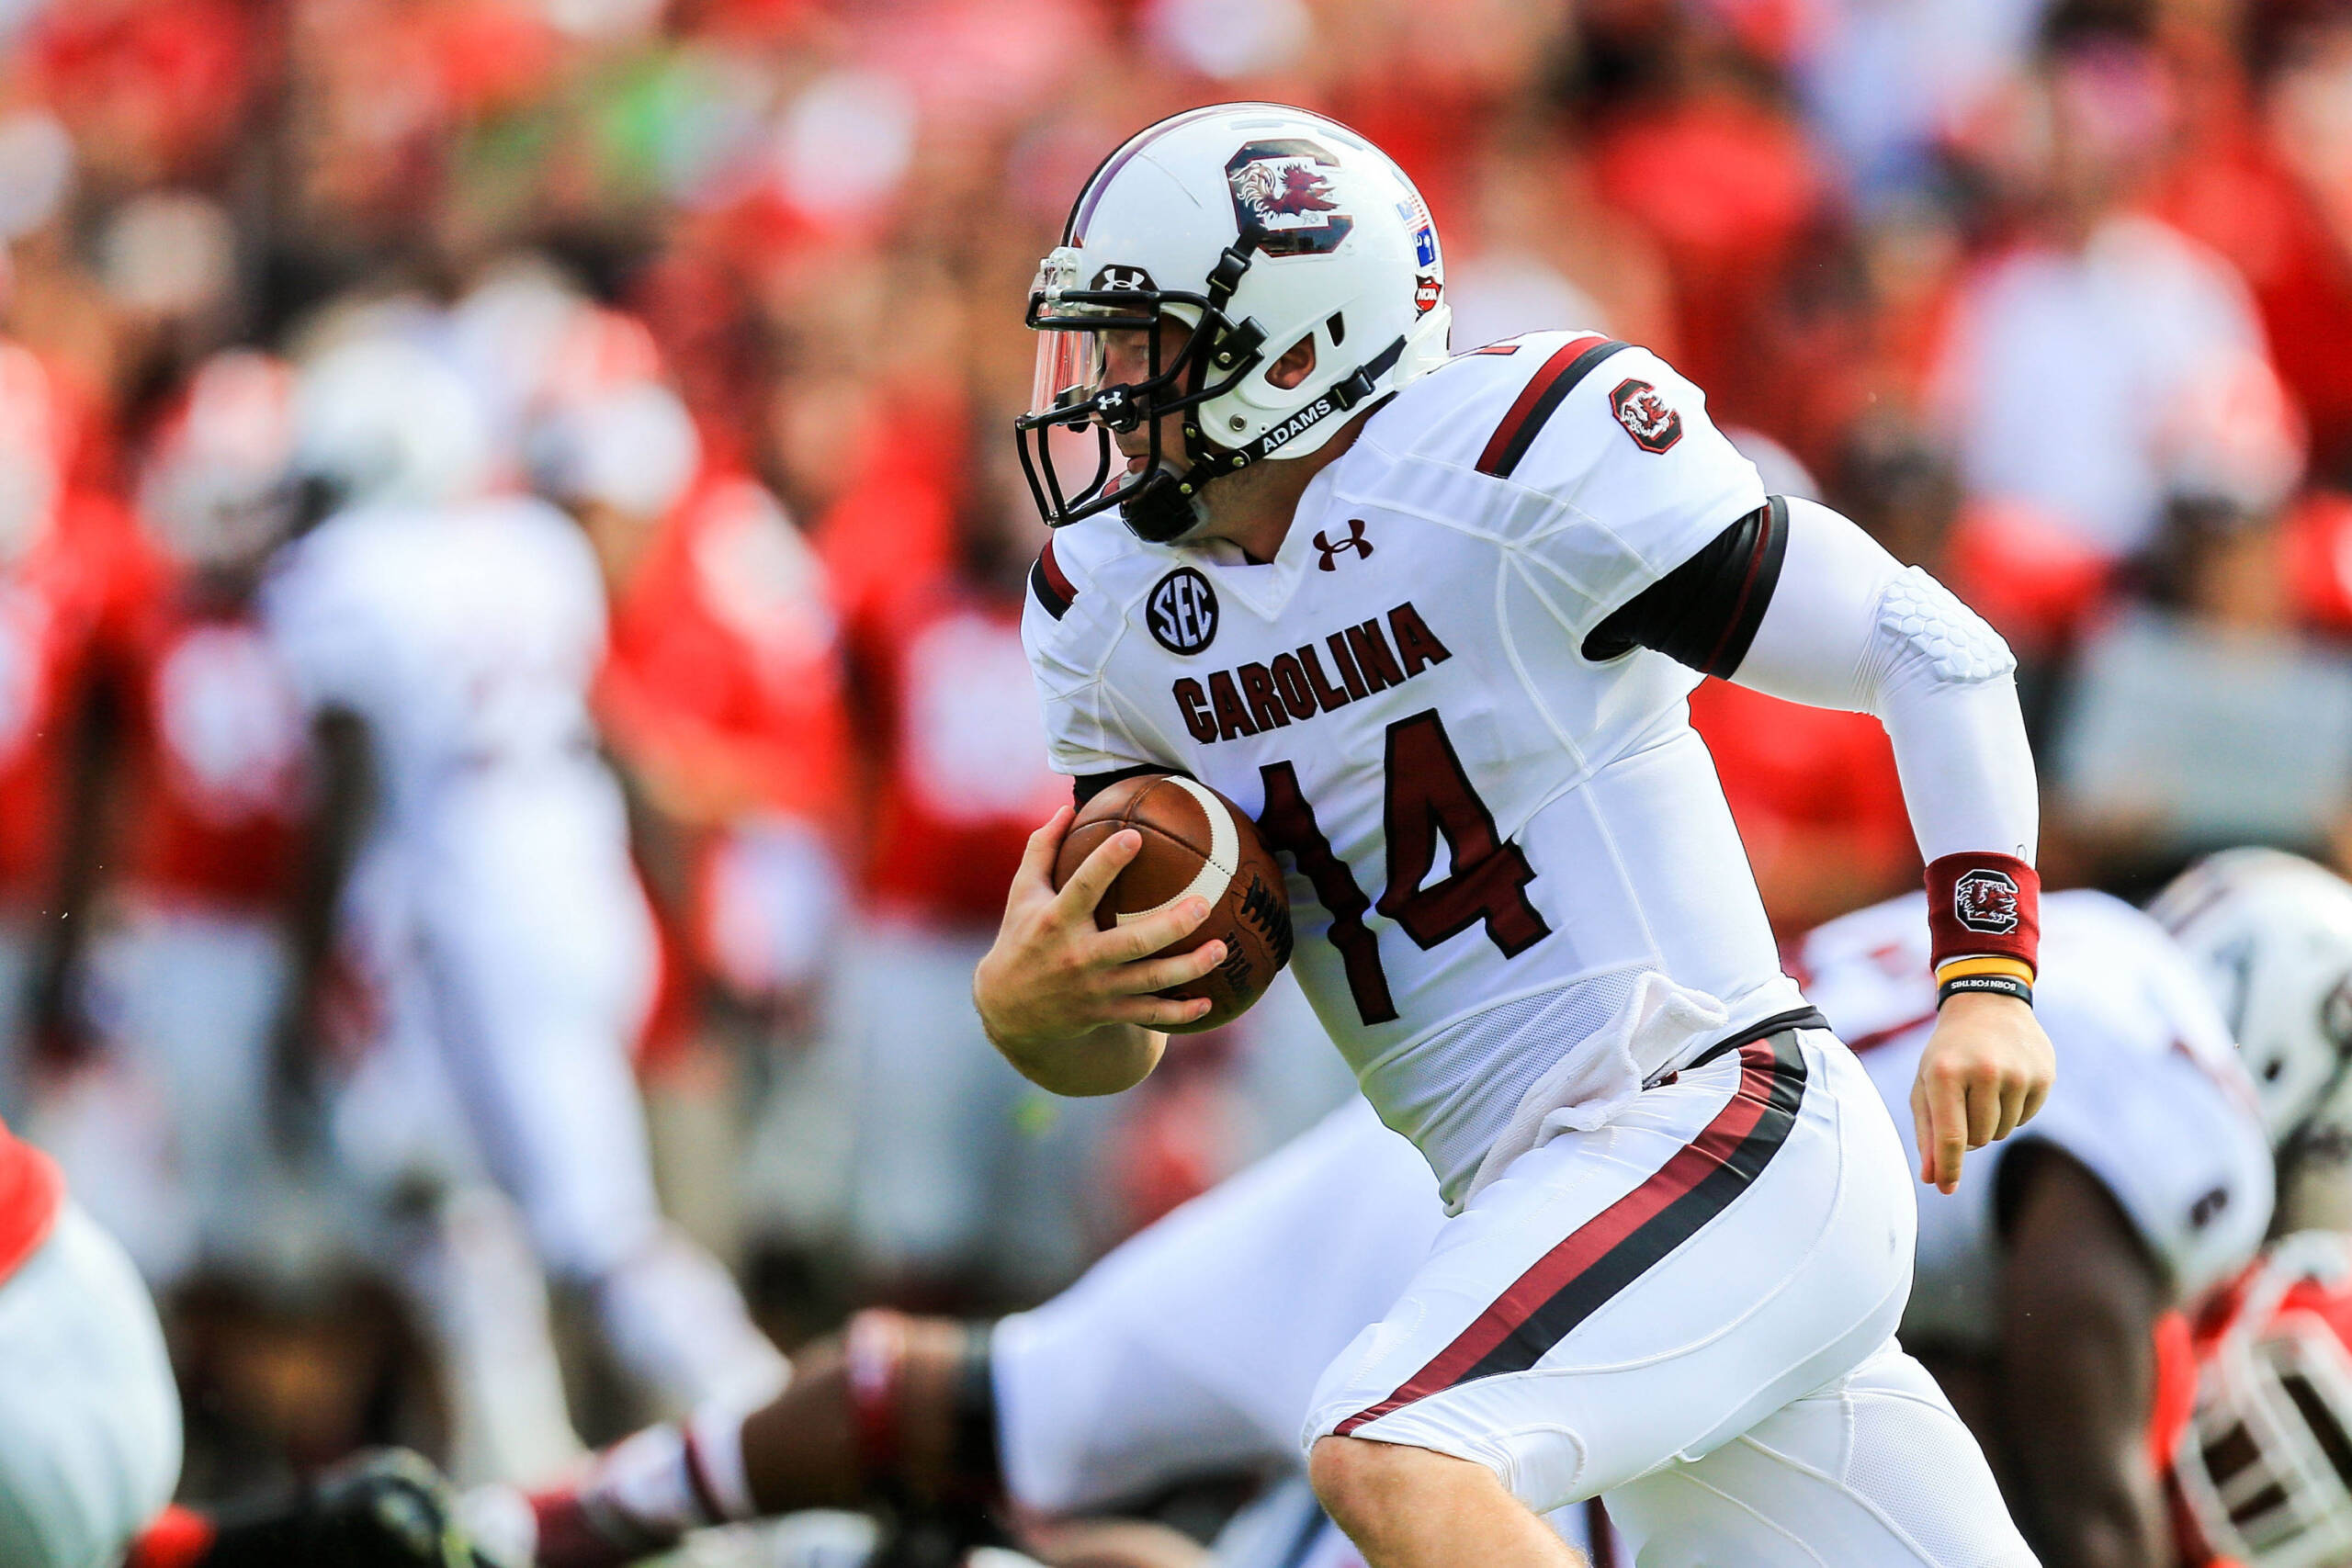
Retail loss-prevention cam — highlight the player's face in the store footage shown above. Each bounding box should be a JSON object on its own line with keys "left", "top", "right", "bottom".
{"left": 1099, "top": 319, "right": 1192, "bottom": 468}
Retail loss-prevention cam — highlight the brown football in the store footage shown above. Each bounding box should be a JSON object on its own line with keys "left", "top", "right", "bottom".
{"left": 1052, "top": 773, "right": 1294, "bottom": 1033}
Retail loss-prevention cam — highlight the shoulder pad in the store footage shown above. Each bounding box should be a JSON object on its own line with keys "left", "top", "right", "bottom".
{"left": 1472, "top": 334, "right": 1629, "bottom": 479}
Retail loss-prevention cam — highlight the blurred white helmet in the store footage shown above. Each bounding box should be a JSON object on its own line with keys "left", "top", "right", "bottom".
{"left": 2176, "top": 1232, "right": 2352, "bottom": 1568}
{"left": 2153, "top": 849, "right": 2352, "bottom": 1154}
{"left": 139, "top": 349, "right": 299, "bottom": 571}
{"left": 1016, "top": 102, "right": 1451, "bottom": 543}
{"left": 526, "top": 379, "right": 701, "bottom": 519}
{"left": 292, "top": 334, "right": 492, "bottom": 513}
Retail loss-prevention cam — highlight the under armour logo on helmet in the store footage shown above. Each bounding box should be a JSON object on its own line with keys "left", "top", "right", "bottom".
{"left": 1315, "top": 518, "right": 1374, "bottom": 571}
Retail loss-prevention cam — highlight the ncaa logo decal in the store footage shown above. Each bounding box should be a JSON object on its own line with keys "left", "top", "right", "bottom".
{"left": 1953, "top": 868, "right": 2022, "bottom": 934}
{"left": 1148, "top": 568, "right": 1220, "bottom": 655}
{"left": 1609, "top": 378, "right": 1683, "bottom": 454}
{"left": 1413, "top": 275, "right": 1442, "bottom": 315}
{"left": 1227, "top": 140, "right": 1354, "bottom": 257}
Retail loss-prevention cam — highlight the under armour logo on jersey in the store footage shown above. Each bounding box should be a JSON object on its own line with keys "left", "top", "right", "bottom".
{"left": 1315, "top": 518, "right": 1374, "bottom": 571}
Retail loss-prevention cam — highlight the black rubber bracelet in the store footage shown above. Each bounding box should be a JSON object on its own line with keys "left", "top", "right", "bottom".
{"left": 1938, "top": 973, "right": 2033, "bottom": 1009}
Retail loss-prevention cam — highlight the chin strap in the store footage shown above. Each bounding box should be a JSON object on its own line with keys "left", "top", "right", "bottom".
{"left": 1206, "top": 333, "right": 1408, "bottom": 475}
{"left": 1120, "top": 333, "right": 1408, "bottom": 544}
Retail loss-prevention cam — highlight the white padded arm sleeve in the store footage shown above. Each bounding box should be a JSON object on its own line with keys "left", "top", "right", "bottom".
{"left": 1731, "top": 497, "right": 2038, "bottom": 864}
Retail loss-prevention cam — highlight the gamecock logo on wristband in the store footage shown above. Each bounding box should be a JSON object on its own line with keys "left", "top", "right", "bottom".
{"left": 1954, "top": 868, "right": 2022, "bottom": 934}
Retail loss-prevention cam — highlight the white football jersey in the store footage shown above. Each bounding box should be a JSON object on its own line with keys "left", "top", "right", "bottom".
{"left": 264, "top": 495, "right": 609, "bottom": 814}
{"left": 1797, "top": 890, "right": 2275, "bottom": 1351}
{"left": 261, "top": 495, "right": 640, "bottom": 922}
{"left": 1026, "top": 332, "right": 1804, "bottom": 1201}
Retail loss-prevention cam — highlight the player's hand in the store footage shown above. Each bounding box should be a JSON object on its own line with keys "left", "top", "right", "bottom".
{"left": 1909, "top": 991, "right": 2054, "bottom": 1194}
{"left": 974, "top": 805, "right": 1226, "bottom": 1061}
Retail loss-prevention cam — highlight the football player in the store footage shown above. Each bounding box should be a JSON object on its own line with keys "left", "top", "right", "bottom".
{"left": 261, "top": 333, "right": 785, "bottom": 1442}
{"left": 2167, "top": 1233, "right": 2352, "bottom": 1568}
{"left": 0, "top": 339, "right": 134, "bottom": 1122}
{"left": 1796, "top": 886, "right": 2276, "bottom": 1568}
{"left": 0, "top": 1103, "right": 487, "bottom": 1568}
{"left": 50, "top": 348, "right": 319, "bottom": 1287}
{"left": 2147, "top": 849, "right": 2352, "bottom": 1568}
{"left": 980, "top": 104, "right": 2048, "bottom": 1564}
{"left": 471, "top": 1095, "right": 1530, "bottom": 1568}
{"left": 492, "top": 876, "right": 2274, "bottom": 1568}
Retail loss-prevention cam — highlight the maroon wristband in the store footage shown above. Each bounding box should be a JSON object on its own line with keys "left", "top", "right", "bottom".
{"left": 1925, "top": 852, "right": 2041, "bottom": 974}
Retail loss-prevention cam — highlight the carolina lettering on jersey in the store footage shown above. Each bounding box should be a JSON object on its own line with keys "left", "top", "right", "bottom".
{"left": 1171, "top": 601, "right": 1452, "bottom": 744}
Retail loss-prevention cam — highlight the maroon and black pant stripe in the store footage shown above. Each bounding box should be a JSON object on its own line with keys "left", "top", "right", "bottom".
{"left": 1335, "top": 1028, "right": 1810, "bottom": 1435}
{"left": 1475, "top": 335, "right": 1628, "bottom": 479}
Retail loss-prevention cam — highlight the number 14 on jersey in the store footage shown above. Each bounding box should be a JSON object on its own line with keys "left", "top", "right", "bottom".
{"left": 1257, "top": 707, "right": 1549, "bottom": 1026}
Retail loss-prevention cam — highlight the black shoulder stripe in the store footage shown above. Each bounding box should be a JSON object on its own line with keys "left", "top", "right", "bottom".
{"left": 1029, "top": 537, "right": 1078, "bottom": 621}
{"left": 1577, "top": 494, "right": 1790, "bottom": 676}
{"left": 1029, "top": 557, "right": 1070, "bottom": 620}
{"left": 1476, "top": 335, "right": 1628, "bottom": 479}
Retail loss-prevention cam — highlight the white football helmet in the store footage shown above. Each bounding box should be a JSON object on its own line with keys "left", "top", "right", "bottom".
{"left": 2177, "top": 1233, "right": 2352, "bottom": 1568}
{"left": 1016, "top": 102, "right": 1451, "bottom": 543}
{"left": 291, "top": 334, "right": 492, "bottom": 514}
{"left": 139, "top": 349, "right": 300, "bottom": 572}
{"left": 2152, "top": 849, "right": 2352, "bottom": 1158}
{"left": 526, "top": 378, "right": 701, "bottom": 520}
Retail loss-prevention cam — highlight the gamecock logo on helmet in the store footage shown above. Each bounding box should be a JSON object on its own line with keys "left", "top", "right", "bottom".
{"left": 1226, "top": 140, "right": 1355, "bottom": 256}
{"left": 1610, "top": 378, "right": 1683, "bottom": 454}
{"left": 1954, "top": 868, "right": 2022, "bottom": 934}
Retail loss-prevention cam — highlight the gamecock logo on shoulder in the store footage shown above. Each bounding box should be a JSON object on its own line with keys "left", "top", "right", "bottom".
{"left": 1226, "top": 140, "right": 1354, "bottom": 256}
{"left": 1609, "top": 378, "right": 1683, "bottom": 454}
{"left": 1953, "top": 868, "right": 2022, "bottom": 935}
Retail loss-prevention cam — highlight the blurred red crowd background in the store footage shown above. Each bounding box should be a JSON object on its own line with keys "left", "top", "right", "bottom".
{"left": 4, "top": 0, "right": 2352, "bottom": 1493}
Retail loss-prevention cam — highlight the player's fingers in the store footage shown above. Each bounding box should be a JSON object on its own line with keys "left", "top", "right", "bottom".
{"left": 1097, "top": 896, "right": 1212, "bottom": 965}
{"left": 1990, "top": 1073, "right": 2034, "bottom": 1143}
{"left": 1102, "top": 993, "right": 1215, "bottom": 1030}
{"left": 1052, "top": 829, "right": 1140, "bottom": 921}
{"left": 1910, "top": 1077, "right": 1936, "bottom": 1187}
{"left": 1964, "top": 1074, "right": 2002, "bottom": 1149}
{"left": 1989, "top": 1083, "right": 2022, "bottom": 1145}
{"left": 1014, "top": 804, "right": 1075, "bottom": 891}
{"left": 2018, "top": 1077, "right": 2052, "bottom": 1128}
{"left": 1109, "top": 940, "right": 1226, "bottom": 997}
{"left": 1928, "top": 1066, "right": 1970, "bottom": 1193}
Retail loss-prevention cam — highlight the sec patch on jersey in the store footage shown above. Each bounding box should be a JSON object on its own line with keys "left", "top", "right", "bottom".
{"left": 1054, "top": 774, "right": 1293, "bottom": 1032}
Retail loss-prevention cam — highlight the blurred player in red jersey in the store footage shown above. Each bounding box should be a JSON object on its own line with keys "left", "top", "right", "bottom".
{"left": 547, "top": 372, "right": 854, "bottom": 1031}
{"left": 45, "top": 349, "right": 321, "bottom": 1287}
{"left": 820, "top": 410, "right": 1126, "bottom": 1303}
{"left": 0, "top": 337, "right": 146, "bottom": 1122}
{"left": 531, "top": 358, "right": 853, "bottom": 1285}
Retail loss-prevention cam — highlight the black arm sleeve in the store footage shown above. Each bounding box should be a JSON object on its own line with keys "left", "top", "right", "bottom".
{"left": 1072, "top": 763, "right": 1173, "bottom": 806}
{"left": 1580, "top": 494, "right": 1790, "bottom": 675}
